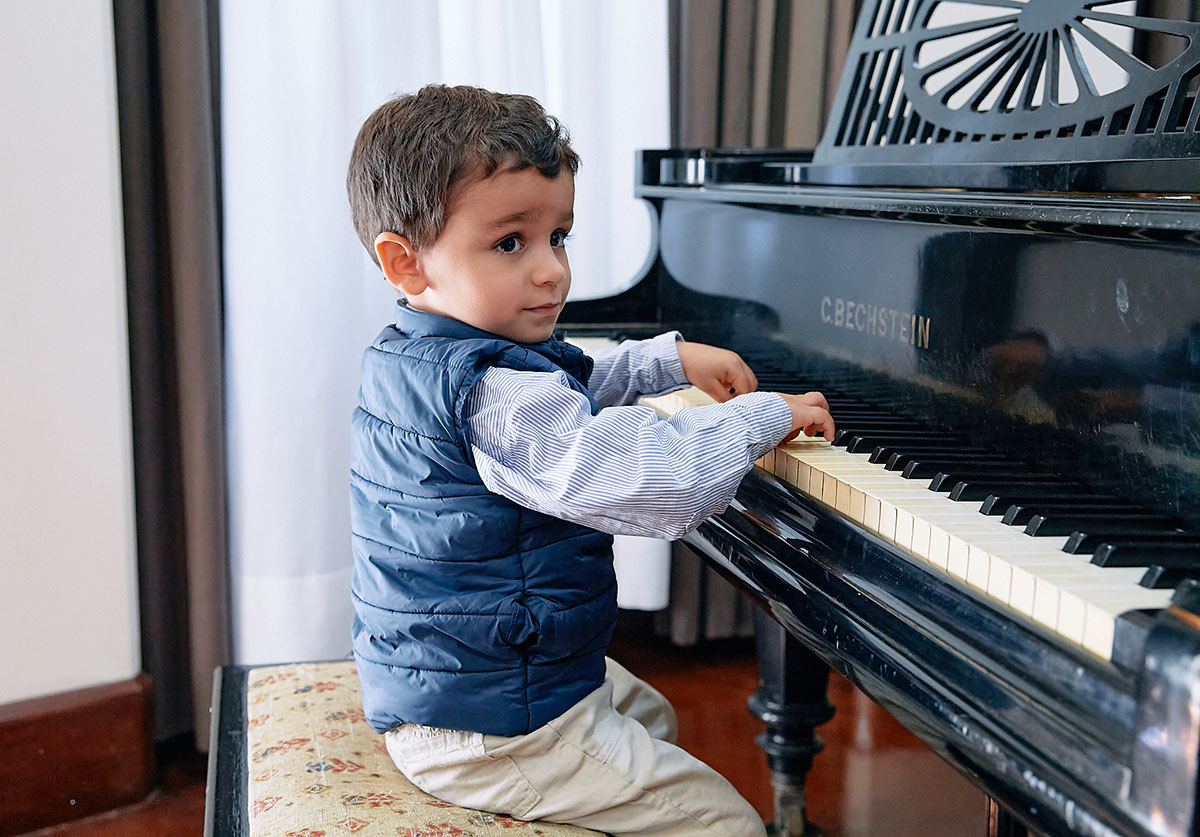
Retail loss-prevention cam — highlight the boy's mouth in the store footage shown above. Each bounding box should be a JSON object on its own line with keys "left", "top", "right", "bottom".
{"left": 525, "top": 301, "right": 562, "bottom": 313}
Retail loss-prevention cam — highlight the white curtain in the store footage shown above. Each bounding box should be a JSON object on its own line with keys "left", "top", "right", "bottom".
{"left": 222, "top": 1, "right": 670, "bottom": 665}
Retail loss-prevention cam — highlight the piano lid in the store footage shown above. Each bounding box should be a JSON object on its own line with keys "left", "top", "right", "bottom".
{"left": 659, "top": 0, "right": 1200, "bottom": 194}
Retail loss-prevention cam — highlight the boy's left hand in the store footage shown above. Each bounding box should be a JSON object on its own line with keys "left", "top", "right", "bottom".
{"left": 677, "top": 341, "right": 758, "bottom": 403}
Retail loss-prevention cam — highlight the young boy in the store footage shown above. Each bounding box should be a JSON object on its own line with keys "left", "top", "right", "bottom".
{"left": 346, "top": 84, "right": 834, "bottom": 836}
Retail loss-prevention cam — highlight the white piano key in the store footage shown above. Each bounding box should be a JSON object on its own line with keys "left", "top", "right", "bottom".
{"left": 836, "top": 480, "right": 853, "bottom": 514}
{"left": 640, "top": 388, "right": 1173, "bottom": 661}
{"left": 1053, "top": 568, "right": 1156, "bottom": 643}
{"left": 849, "top": 489, "right": 866, "bottom": 524}
{"left": 878, "top": 501, "right": 898, "bottom": 541}
{"left": 973, "top": 539, "right": 1074, "bottom": 605}
{"left": 864, "top": 495, "right": 881, "bottom": 530}
{"left": 822, "top": 473, "right": 839, "bottom": 506}
{"left": 1007, "top": 553, "right": 1083, "bottom": 617}
{"left": 911, "top": 518, "right": 930, "bottom": 558}
{"left": 1023, "top": 564, "right": 1140, "bottom": 631}
{"left": 1081, "top": 589, "right": 1172, "bottom": 657}
{"left": 895, "top": 509, "right": 914, "bottom": 549}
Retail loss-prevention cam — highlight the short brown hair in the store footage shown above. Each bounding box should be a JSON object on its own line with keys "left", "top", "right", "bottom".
{"left": 347, "top": 85, "right": 580, "bottom": 263}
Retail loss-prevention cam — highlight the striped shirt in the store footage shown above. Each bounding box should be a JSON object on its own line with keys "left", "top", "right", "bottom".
{"left": 464, "top": 332, "right": 793, "bottom": 539}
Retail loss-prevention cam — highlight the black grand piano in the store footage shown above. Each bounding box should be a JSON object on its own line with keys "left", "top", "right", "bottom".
{"left": 562, "top": 2, "right": 1200, "bottom": 836}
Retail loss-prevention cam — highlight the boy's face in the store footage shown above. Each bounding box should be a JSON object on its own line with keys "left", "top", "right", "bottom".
{"left": 406, "top": 168, "right": 574, "bottom": 344}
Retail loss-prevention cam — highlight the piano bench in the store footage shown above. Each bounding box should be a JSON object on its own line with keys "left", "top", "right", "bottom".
{"left": 205, "top": 660, "right": 604, "bottom": 836}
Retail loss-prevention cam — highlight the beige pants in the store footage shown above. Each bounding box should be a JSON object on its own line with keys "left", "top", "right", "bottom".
{"left": 384, "top": 657, "right": 767, "bottom": 836}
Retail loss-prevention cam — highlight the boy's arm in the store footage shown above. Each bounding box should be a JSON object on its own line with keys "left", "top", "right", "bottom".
{"left": 586, "top": 332, "right": 688, "bottom": 408}
{"left": 587, "top": 333, "right": 761, "bottom": 409}
{"left": 464, "top": 367, "right": 793, "bottom": 540}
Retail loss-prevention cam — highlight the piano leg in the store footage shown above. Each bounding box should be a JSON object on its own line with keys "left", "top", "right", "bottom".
{"left": 987, "top": 798, "right": 1029, "bottom": 837}
{"left": 748, "top": 609, "right": 834, "bottom": 837}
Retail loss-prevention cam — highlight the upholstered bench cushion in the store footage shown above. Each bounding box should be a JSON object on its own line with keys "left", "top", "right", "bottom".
{"left": 245, "top": 661, "right": 603, "bottom": 836}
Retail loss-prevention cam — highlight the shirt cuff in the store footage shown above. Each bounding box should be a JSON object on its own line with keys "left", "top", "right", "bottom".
{"left": 729, "top": 391, "right": 795, "bottom": 458}
{"left": 641, "top": 331, "right": 688, "bottom": 394}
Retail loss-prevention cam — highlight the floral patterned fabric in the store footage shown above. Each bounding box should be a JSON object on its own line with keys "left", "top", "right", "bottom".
{"left": 247, "top": 661, "right": 604, "bottom": 837}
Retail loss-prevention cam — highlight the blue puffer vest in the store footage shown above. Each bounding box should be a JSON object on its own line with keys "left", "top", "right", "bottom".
{"left": 350, "top": 303, "right": 617, "bottom": 736}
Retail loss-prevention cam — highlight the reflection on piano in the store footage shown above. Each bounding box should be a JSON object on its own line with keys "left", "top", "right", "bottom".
{"left": 562, "top": 2, "right": 1200, "bottom": 835}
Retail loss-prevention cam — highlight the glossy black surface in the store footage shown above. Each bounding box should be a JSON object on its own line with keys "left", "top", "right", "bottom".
{"left": 561, "top": 6, "right": 1200, "bottom": 828}
{"left": 685, "top": 470, "right": 1146, "bottom": 836}
{"left": 567, "top": 166, "right": 1200, "bottom": 536}
{"left": 559, "top": 157, "right": 1200, "bottom": 835}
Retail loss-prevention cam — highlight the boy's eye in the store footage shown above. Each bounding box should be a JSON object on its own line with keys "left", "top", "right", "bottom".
{"left": 496, "top": 235, "right": 523, "bottom": 254}
{"left": 550, "top": 229, "right": 571, "bottom": 247}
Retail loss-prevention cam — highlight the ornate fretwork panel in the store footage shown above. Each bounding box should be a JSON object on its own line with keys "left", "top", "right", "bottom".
{"left": 815, "top": 0, "right": 1200, "bottom": 166}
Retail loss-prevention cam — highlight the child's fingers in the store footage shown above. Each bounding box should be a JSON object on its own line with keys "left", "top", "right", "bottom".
{"left": 799, "top": 409, "right": 835, "bottom": 439}
{"left": 801, "top": 391, "right": 829, "bottom": 411}
{"left": 725, "top": 361, "right": 757, "bottom": 396}
{"left": 777, "top": 405, "right": 835, "bottom": 445}
{"left": 739, "top": 360, "right": 758, "bottom": 394}
{"left": 706, "top": 377, "right": 738, "bottom": 402}
{"left": 811, "top": 408, "right": 835, "bottom": 439}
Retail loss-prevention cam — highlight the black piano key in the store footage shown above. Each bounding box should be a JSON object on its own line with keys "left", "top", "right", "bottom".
{"left": 832, "top": 426, "right": 937, "bottom": 445}
{"left": 1000, "top": 501, "right": 1145, "bottom": 527}
{"left": 1092, "top": 542, "right": 1200, "bottom": 568}
{"left": 848, "top": 435, "right": 966, "bottom": 454}
{"left": 832, "top": 424, "right": 920, "bottom": 439}
{"left": 1025, "top": 513, "right": 1180, "bottom": 537}
{"left": 830, "top": 417, "right": 907, "bottom": 427}
{"left": 885, "top": 451, "right": 1008, "bottom": 472}
{"left": 832, "top": 417, "right": 917, "bottom": 428}
{"left": 979, "top": 492, "right": 1125, "bottom": 515}
{"left": 868, "top": 443, "right": 993, "bottom": 464}
{"left": 832, "top": 412, "right": 921, "bottom": 420}
{"left": 948, "top": 479, "right": 1085, "bottom": 501}
{"left": 822, "top": 410, "right": 900, "bottom": 420}
{"left": 820, "top": 405, "right": 898, "bottom": 416}
{"left": 931, "top": 471, "right": 1063, "bottom": 492}
{"left": 904, "top": 462, "right": 1037, "bottom": 480}
{"left": 1068, "top": 532, "right": 1200, "bottom": 555}
{"left": 840, "top": 431, "right": 949, "bottom": 452}
{"left": 1140, "top": 565, "right": 1198, "bottom": 589}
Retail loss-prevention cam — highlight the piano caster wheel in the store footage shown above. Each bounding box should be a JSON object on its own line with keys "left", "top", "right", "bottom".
{"left": 765, "top": 817, "right": 821, "bottom": 837}
{"left": 766, "top": 776, "right": 820, "bottom": 837}
{"left": 765, "top": 818, "right": 821, "bottom": 837}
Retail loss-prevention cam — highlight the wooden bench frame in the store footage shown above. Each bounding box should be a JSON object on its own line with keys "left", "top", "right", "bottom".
{"left": 204, "top": 665, "right": 250, "bottom": 836}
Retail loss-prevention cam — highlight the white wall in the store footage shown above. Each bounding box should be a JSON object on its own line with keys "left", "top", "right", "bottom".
{"left": 0, "top": 1, "right": 141, "bottom": 704}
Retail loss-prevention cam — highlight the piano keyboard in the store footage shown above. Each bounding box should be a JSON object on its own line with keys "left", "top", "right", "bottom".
{"left": 642, "top": 387, "right": 1177, "bottom": 661}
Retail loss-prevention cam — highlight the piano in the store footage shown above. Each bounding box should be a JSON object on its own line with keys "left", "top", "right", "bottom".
{"left": 560, "top": 2, "right": 1200, "bottom": 836}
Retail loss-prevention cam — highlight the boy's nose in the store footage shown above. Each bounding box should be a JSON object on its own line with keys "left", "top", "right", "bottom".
{"left": 532, "top": 247, "right": 567, "bottom": 286}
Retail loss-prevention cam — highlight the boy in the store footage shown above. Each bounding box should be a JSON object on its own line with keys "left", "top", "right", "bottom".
{"left": 346, "top": 84, "right": 834, "bottom": 836}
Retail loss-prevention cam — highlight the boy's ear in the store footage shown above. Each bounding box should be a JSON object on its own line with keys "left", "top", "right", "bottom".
{"left": 374, "top": 232, "right": 426, "bottom": 295}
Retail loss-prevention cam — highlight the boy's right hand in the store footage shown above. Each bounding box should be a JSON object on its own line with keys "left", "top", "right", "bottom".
{"left": 776, "top": 391, "right": 835, "bottom": 444}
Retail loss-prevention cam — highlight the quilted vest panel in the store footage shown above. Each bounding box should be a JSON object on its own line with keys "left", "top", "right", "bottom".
{"left": 350, "top": 304, "right": 617, "bottom": 735}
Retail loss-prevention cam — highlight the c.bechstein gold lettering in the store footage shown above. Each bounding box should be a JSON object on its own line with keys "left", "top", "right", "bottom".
{"left": 819, "top": 295, "right": 931, "bottom": 349}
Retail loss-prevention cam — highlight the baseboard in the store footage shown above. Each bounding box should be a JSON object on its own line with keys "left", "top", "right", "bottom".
{"left": 0, "top": 673, "right": 154, "bottom": 835}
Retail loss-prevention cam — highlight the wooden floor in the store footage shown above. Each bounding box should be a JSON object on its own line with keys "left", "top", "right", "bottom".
{"left": 609, "top": 628, "right": 985, "bottom": 836}
{"left": 22, "top": 734, "right": 208, "bottom": 837}
{"left": 24, "top": 621, "right": 983, "bottom": 836}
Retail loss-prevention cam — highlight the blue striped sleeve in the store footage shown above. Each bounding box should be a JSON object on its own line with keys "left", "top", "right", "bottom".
{"left": 464, "top": 367, "right": 793, "bottom": 539}
{"left": 586, "top": 331, "right": 688, "bottom": 408}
